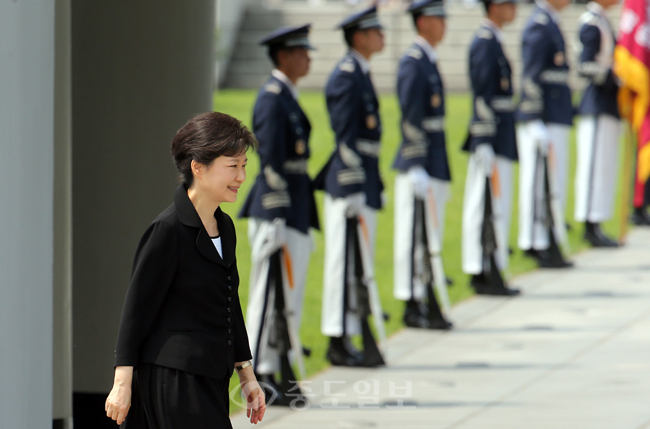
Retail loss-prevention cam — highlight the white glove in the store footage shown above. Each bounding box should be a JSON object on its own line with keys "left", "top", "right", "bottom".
{"left": 345, "top": 192, "right": 366, "bottom": 217}
{"left": 475, "top": 144, "right": 495, "bottom": 177}
{"left": 529, "top": 120, "right": 549, "bottom": 155}
{"left": 408, "top": 166, "right": 430, "bottom": 199}
{"left": 261, "top": 218, "right": 287, "bottom": 257}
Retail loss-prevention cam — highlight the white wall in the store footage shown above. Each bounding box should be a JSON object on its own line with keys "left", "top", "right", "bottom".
{"left": 0, "top": 1, "right": 55, "bottom": 428}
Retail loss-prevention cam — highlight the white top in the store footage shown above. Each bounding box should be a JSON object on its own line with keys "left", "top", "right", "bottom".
{"left": 415, "top": 36, "right": 439, "bottom": 64}
{"left": 211, "top": 236, "right": 223, "bottom": 258}
{"left": 350, "top": 49, "right": 371, "bottom": 74}
{"left": 271, "top": 69, "right": 299, "bottom": 100}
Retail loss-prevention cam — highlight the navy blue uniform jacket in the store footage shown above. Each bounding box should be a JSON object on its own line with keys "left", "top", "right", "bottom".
{"left": 576, "top": 7, "right": 620, "bottom": 118}
{"left": 115, "top": 185, "right": 252, "bottom": 380}
{"left": 517, "top": 6, "right": 573, "bottom": 125}
{"left": 393, "top": 43, "right": 452, "bottom": 181}
{"left": 463, "top": 24, "right": 518, "bottom": 161}
{"left": 315, "top": 52, "right": 384, "bottom": 210}
{"left": 239, "top": 75, "right": 319, "bottom": 233}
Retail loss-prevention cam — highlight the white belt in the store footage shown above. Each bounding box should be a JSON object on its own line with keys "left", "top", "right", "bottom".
{"left": 283, "top": 159, "right": 308, "bottom": 174}
{"left": 491, "top": 97, "right": 515, "bottom": 112}
{"left": 357, "top": 139, "right": 381, "bottom": 158}
{"left": 422, "top": 117, "right": 444, "bottom": 132}
{"left": 540, "top": 70, "right": 569, "bottom": 84}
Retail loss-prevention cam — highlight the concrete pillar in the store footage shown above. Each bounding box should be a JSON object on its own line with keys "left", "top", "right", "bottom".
{"left": 70, "top": 0, "right": 215, "bottom": 425}
{"left": 54, "top": 0, "right": 73, "bottom": 427}
{"left": 0, "top": 2, "right": 55, "bottom": 428}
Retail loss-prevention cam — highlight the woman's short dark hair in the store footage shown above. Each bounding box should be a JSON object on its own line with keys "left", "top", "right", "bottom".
{"left": 170, "top": 112, "right": 258, "bottom": 186}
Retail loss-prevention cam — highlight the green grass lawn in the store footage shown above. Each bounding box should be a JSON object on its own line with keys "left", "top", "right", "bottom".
{"left": 214, "top": 89, "right": 626, "bottom": 412}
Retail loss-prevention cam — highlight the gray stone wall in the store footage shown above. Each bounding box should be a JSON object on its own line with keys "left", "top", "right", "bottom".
{"left": 225, "top": 3, "right": 621, "bottom": 93}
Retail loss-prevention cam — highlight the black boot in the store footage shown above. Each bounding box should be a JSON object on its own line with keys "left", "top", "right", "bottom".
{"left": 584, "top": 222, "right": 619, "bottom": 247}
{"left": 403, "top": 299, "right": 429, "bottom": 328}
{"left": 471, "top": 273, "right": 520, "bottom": 296}
{"left": 631, "top": 207, "right": 650, "bottom": 226}
{"left": 326, "top": 336, "right": 364, "bottom": 367}
{"left": 525, "top": 234, "right": 573, "bottom": 268}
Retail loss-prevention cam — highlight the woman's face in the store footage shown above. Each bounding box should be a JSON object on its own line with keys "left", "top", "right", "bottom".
{"left": 192, "top": 152, "right": 247, "bottom": 204}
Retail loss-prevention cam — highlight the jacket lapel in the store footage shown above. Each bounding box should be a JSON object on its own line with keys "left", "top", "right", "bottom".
{"left": 214, "top": 207, "right": 236, "bottom": 267}
{"left": 174, "top": 185, "right": 230, "bottom": 267}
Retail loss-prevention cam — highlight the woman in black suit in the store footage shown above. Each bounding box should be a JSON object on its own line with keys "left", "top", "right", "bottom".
{"left": 105, "top": 112, "right": 266, "bottom": 428}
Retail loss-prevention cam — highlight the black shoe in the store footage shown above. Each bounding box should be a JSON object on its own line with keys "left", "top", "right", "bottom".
{"left": 526, "top": 247, "right": 573, "bottom": 268}
{"left": 470, "top": 273, "right": 487, "bottom": 288}
{"left": 403, "top": 300, "right": 429, "bottom": 328}
{"left": 302, "top": 346, "right": 312, "bottom": 357}
{"left": 257, "top": 373, "right": 288, "bottom": 406}
{"left": 584, "top": 222, "right": 619, "bottom": 247}
{"left": 474, "top": 282, "right": 521, "bottom": 296}
{"left": 428, "top": 319, "right": 453, "bottom": 330}
{"left": 445, "top": 277, "right": 454, "bottom": 287}
{"left": 631, "top": 207, "right": 650, "bottom": 226}
{"left": 524, "top": 249, "right": 542, "bottom": 262}
{"left": 326, "top": 336, "right": 364, "bottom": 367}
{"left": 535, "top": 249, "right": 573, "bottom": 268}
{"left": 472, "top": 273, "right": 521, "bottom": 296}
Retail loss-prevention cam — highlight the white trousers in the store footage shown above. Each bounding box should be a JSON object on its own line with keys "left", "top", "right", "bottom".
{"left": 393, "top": 173, "right": 450, "bottom": 301}
{"left": 517, "top": 122, "right": 570, "bottom": 250}
{"left": 574, "top": 114, "right": 621, "bottom": 222}
{"left": 321, "top": 195, "right": 378, "bottom": 337}
{"left": 246, "top": 218, "right": 313, "bottom": 375}
{"left": 462, "top": 155, "right": 514, "bottom": 274}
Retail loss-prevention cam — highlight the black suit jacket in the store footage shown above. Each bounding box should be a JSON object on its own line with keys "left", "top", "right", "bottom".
{"left": 114, "top": 185, "right": 252, "bottom": 380}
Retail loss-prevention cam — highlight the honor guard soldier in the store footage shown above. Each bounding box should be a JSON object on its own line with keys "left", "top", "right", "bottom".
{"left": 574, "top": 0, "right": 621, "bottom": 246}
{"left": 239, "top": 24, "right": 319, "bottom": 405}
{"left": 462, "top": 0, "right": 520, "bottom": 295}
{"left": 516, "top": 0, "right": 574, "bottom": 268}
{"left": 393, "top": 0, "right": 453, "bottom": 329}
{"left": 315, "top": 6, "right": 387, "bottom": 367}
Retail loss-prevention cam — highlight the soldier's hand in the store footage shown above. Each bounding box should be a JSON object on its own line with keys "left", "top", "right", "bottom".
{"left": 475, "top": 144, "right": 495, "bottom": 177}
{"left": 408, "top": 166, "right": 430, "bottom": 199}
{"left": 345, "top": 192, "right": 366, "bottom": 217}
{"left": 529, "top": 120, "right": 549, "bottom": 155}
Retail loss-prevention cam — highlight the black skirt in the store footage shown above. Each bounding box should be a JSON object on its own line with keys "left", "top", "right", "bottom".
{"left": 122, "top": 363, "right": 232, "bottom": 429}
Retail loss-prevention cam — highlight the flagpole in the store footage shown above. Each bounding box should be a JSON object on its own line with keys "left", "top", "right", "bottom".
{"left": 619, "top": 120, "right": 636, "bottom": 244}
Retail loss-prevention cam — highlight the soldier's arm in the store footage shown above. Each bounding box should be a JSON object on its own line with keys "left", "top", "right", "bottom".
{"left": 578, "top": 24, "right": 616, "bottom": 88}
{"left": 397, "top": 59, "right": 429, "bottom": 169}
{"left": 519, "top": 24, "right": 553, "bottom": 120}
{"left": 327, "top": 71, "right": 366, "bottom": 195}
{"left": 252, "top": 94, "right": 291, "bottom": 218}
{"left": 469, "top": 38, "right": 499, "bottom": 151}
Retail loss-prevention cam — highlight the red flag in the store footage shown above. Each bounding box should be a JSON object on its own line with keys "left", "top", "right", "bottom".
{"left": 615, "top": 0, "right": 650, "bottom": 200}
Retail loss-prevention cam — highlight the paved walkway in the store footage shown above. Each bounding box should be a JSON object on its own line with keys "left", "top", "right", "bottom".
{"left": 232, "top": 228, "right": 650, "bottom": 429}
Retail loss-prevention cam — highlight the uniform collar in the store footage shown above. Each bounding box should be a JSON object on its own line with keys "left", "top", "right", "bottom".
{"left": 415, "top": 36, "right": 438, "bottom": 63}
{"left": 536, "top": 0, "right": 561, "bottom": 23}
{"left": 586, "top": 1, "right": 606, "bottom": 17}
{"left": 350, "top": 49, "right": 371, "bottom": 74}
{"left": 272, "top": 69, "right": 299, "bottom": 100}
{"left": 483, "top": 19, "right": 504, "bottom": 43}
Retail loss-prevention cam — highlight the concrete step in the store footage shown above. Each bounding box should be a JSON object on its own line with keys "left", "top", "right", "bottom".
{"left": 223, "top": 2, "right": 621, "bottom": 92}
